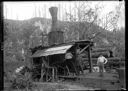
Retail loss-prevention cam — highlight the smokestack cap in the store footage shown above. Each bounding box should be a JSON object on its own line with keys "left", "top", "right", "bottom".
{"left": 49, "top": 7, "right": 58, "bottom": 17}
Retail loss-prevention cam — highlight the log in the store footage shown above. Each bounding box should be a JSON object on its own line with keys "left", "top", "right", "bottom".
{"left": 91, "top": 51, "right": 110, "bottom": 58}
{"left": 82, "top": 57, "right": 124, "bottom": 64}
{"left": 92, "top": 46, "right": 113, "bottom": 49}
{"left": 83, "top": 57, "right": 122, "bottom": 61}
{"left": 91, "top": 46, "right": 115, "bottom": 57}
{"left": 78, "top": 51, "right": 113, "bottom": 58}
{"left": 92, "top": 49, "right": 111, "bottom": 53}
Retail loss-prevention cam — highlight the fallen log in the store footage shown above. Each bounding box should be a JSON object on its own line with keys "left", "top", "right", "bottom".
{"left": 83, "top": 57, "right": 122, "bottom": 61}
{"left": 92, "top": 49, "right": 111, "bottom": 52}
{"left": 91, "top": 47, "right": 115, "bottom": 57}
{"left": 92, "top": 46, "right": 113, "bottom": 50}
{"left": 82, "top": 57, "right": 125, "bottom": 64}
{"left": 81, "top": 57, "right": 125, "bottom": 69}
{"left": 91, "top": 51, "right": 110, "bottom": 58}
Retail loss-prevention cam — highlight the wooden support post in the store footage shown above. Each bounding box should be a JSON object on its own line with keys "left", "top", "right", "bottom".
{"left": 66, "top": 65, "right": 70, "bottom": 75}
{"left": 52, "top": 68, "right": 54, "bottom": 82}
{"left": 46, "top": 56, "right": 49, "bottom": 82}
{"left": 88, "top": 46, "right": 93, "bottom": 73}
{"left": 76, "top": 44, "right": 84, "bottom": 74}
{"left": 46, "top": 69, "right": 48, "bottom": 82}
{"left": 74, "top": 45, "right": 80, "bottom": 75}
{"left": 79, "top": 63, "right": 84, "bottom": 74}
{"left": 71, "top": 61, "right": 79, "bottom": 75}
{"left": 55, "top": 67, "right": 57, "bottom": 80}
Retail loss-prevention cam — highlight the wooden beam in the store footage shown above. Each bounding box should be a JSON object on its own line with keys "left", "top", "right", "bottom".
{"left": 78, "top": 45, "right": 89, "bottom": 54}
{"left": 79, "top": 62, "right": 84, "bottom": 74}
{"left": 88, "top": 46, "right": 93, "bottom": 73}
{"left": 66, "top": 65, "right": 70, "bottom": 75}
{"left": 75, "top": 45, "right": 81, "bottom": 75}
{"left": 76, "top": 44, "right": 84, "bottom": 74}
{"left": 71, "top": 61, "right": 79, "bottom": 75}
{"left": 52, "top": 68, "right": 54, "bottom": 82}
{"left": 55, "top": 67, "right": 58, "bottom": 80}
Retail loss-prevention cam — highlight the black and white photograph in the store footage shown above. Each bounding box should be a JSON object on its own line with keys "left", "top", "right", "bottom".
{"left": 3, "top": 1, "right": 125, "bottom": 90}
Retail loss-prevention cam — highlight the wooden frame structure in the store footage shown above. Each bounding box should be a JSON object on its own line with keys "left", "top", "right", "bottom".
{"left": 30, "top": 40, "right": 94, "bottom": 82}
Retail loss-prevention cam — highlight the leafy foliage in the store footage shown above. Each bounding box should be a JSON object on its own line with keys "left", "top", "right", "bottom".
{"left": 10, "top": 72, "right": 34, "bottom": 90}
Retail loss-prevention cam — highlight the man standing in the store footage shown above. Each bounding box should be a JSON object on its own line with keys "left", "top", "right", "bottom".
{"left": 97, "top": 55, "right": 108, "bottom": 77}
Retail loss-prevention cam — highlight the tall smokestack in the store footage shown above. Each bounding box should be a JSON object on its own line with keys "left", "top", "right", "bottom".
{"left": 48, "top": 7, "right": 64, "bottom": 46}
{"left": 49, "top": 7, "right": 58, "bottom": 31}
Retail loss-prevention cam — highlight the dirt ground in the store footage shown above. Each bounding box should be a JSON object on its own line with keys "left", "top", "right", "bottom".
{"left": 4, "top": 82, "right": 94, "bottom": 91}
{"left": 34, "top": 82, "right": 95, "bottom": 90}
{"left": 4, "top": 69, "right": 122, "bottom": 91}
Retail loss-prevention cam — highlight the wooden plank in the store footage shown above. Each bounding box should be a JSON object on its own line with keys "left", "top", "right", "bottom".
{"left": 78, "top": 45, "right": 89, "bottom": 54}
